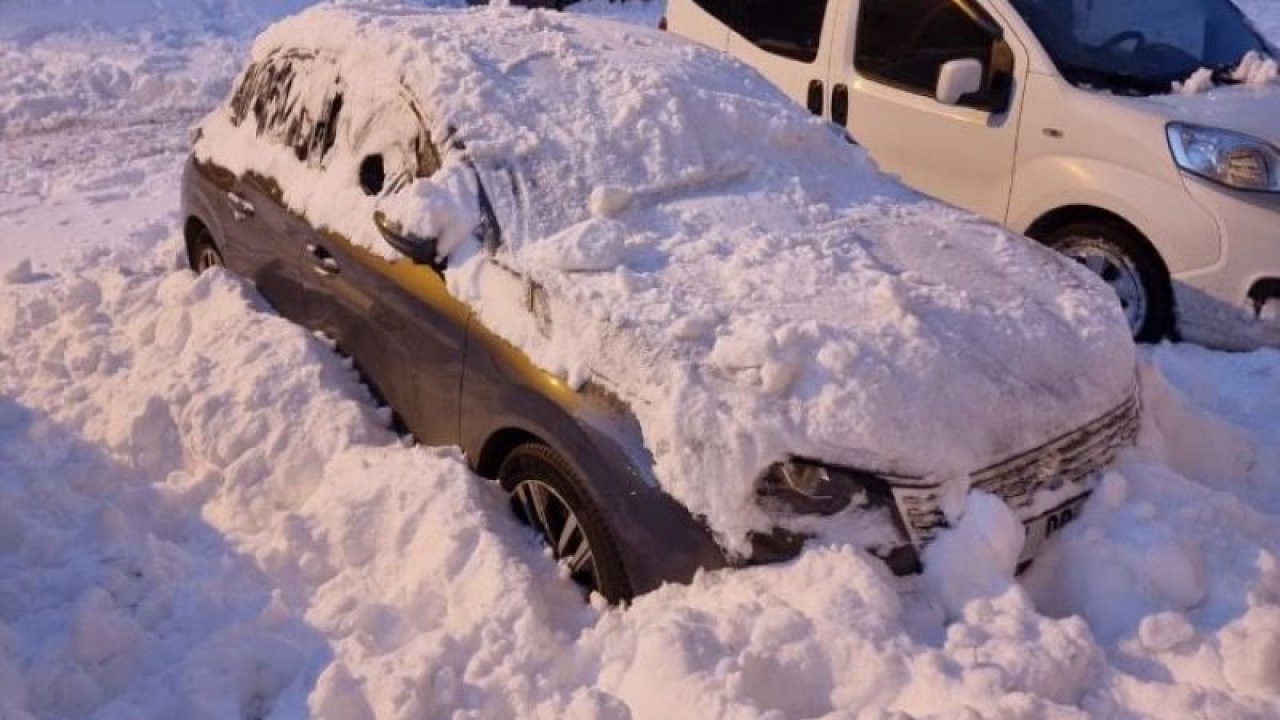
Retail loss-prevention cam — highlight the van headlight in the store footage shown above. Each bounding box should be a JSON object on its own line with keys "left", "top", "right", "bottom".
{"left": 756, "top": 460, "right": 890, "bottom": 516}
{"left": 1167, "top": 123, "right": 1280, "bottom": 192}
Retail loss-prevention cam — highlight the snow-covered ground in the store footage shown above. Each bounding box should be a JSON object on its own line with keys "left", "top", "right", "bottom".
{"left": 2, "top": 1, "right": 1280, "bottom": 718}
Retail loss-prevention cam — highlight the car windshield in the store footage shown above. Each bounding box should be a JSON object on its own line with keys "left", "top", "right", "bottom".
{"left": 1010, "top": 0, "right": 1270, "bottom": 94}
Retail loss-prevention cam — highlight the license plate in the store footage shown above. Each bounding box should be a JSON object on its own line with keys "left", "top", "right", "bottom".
{"left": 1020, "top": 495, "right": 1089, "bottom": 563}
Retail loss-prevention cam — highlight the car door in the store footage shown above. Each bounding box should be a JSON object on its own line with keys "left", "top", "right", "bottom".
{"left": 721, "top": 0, "right": 838, "bottom": 118}
{"left": 211, "top": 53, "right": 343, "bottom": 321}
{"left": 299, "top": 88, "right": 470, "bottom": 447}
{"left": 832, "top": 0, "right": 1029, "bottom": 223}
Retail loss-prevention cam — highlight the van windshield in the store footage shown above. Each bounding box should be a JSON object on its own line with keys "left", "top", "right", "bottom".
{"left": 1010, "top": 0, "right": 1270, "bottom": 94}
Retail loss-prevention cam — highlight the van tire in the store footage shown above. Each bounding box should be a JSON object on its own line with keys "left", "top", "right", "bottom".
{"left": 1044, "top": 221, "right": 1174, "bottom": 343}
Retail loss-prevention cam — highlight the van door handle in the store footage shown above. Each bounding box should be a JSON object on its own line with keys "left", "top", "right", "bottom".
{"left": 831, "top": 84, "right": 850, "bottom": 127}
{"left": 226, "top": 191, "right": 255, "bottom": 221}
{"left": 806, "top": 79, "right": 824, "bottom": 116}
{"left": 306, "top": 243, "right": 340, "bottom": 276}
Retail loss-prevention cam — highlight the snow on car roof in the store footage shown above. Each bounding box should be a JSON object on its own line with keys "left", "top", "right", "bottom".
{"left": 247, "top": 1, "right": 910, "bottom": 240}
{"left": 209, "top": 2, "right": 1138, "bottom": 553}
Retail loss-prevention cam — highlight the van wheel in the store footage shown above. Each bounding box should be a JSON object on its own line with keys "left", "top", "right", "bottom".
{"left": 188, "top": 234, "right": 224, "bottom": 273}
{"left": 1045, "top": 221, "right": 1174, "bottom": 343}
{"left": 498, "top": 443, "right": 632, "bottom": 603}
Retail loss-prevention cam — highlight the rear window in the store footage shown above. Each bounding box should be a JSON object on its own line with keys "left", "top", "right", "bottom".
{"left": 228, "top": 51, "right": 345, "bottom": 166}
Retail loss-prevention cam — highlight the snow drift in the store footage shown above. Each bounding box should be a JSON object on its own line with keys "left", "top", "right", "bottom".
{"left": 3, "top": 1, "right": 1280, "bottom": 718}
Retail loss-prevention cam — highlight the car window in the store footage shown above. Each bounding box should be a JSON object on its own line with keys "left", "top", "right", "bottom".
{"left": 228, "top": 51, "right": 344, "bottom": 166}
{"left": 855, "top": 0, "right": 1002, "bottom": 94}
{"left": 695, "top": 0, "right": 829, "bottom": 62}
{"left": 341, "top": 89, "right": 441, "bottom": 197}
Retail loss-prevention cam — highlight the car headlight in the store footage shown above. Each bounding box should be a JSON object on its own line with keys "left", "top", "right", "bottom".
{"left": 1167, "top": 123, "right": 1280, "bottom": 192}
{"left": 756, "top": 460, "right": 889, "bottom": 516}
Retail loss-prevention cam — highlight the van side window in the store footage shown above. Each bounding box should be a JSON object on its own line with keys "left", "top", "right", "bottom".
{"left": 695, "top": 0, "right": 829, "bottom": 63}
{"left": 856, "top": 0, "right": 1002, "bottom": 95}
{"left": 227, "top": 52, "right": 344, "bottom": 166}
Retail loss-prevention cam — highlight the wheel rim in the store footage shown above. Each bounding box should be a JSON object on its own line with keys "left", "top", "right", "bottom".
{"left": 510, "top": 479, "right": 600, "bottom": 593}
{"left": 1058, "top": 236, "right": 1147, "bottom": 334}
{"left": 195, "top": 245, "right": 222, "bottom": 272}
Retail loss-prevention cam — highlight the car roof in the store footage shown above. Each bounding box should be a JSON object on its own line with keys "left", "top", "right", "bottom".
{"left": 249, "top": 2, "right": 901, "bottom": 242}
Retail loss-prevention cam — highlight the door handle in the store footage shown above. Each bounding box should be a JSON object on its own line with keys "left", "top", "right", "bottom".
{"left": 806, "top": 79, "right": 824, "bottom": 116}
{"left": 831, "top": 84, "right": 850, "bottom": 127}
{"left": 306, "top": 243, "right": 340, "bottom": 276}
{"left": 226, "top": 191, "right": 255, "bottom": 221}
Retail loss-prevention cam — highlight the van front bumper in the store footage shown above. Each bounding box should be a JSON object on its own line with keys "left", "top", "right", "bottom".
{"left": 1175, "top": 177, "right": 1280, "bottom": 349}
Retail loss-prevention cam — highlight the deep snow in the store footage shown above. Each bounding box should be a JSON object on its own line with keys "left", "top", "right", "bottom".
{"left": 2, "top": 1, "right": 1280, "bottom": 718}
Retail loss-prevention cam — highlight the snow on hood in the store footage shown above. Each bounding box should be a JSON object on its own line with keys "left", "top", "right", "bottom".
{"left": 1173, "top": 51, "right": 1279, "bottom": 96}
{"left": 1151, "top": 78, "right": 1280, "bottom": 146}
{"left": 225, "top": 3, "right": 1138, "bottom": 552}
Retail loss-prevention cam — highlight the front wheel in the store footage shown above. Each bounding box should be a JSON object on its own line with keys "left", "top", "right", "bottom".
{"left": 1044, "top": 221, "right": 1174, "bottom": 343}
{"left": 498, "top": 443, "right": 632, "bottom": 603}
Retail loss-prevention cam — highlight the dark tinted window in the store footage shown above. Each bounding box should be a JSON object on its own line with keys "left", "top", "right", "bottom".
{"left": 228, "top": 52, "right": 344, "bottom": 165}
{"left": 696, "top": 0, "right": 830, "bottom": 62}
{"left": 855, "top": 0, "right": 1001, "bottom": 94}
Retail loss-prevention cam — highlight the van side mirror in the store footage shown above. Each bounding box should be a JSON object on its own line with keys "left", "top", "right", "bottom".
{"left": 936, "top": 58, "right": 985, "bottom": 106}
{"left": 373, "top": 210, "right": 441, "bottom": 267}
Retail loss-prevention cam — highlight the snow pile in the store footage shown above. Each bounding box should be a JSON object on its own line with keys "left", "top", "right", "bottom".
{"left": 200, "top": 4, "right": 1137, "bottom": 552}
{"left": 2, "top": 1, "right": 1280, "bottom": 717}
{"left": 2, "top": 242, "right": 1278, "bottom": 717}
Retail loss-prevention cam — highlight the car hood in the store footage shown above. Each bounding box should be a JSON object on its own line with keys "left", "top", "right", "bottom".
{"left": 452, "top": 178, "right": 1138, "bottom": 550}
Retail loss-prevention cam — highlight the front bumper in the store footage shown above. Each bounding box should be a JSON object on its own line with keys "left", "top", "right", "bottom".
{"left": 752, "top": 388, "right": 1141, "bottom": 575}
{"left": 1175, "top": 177, "right": 1280, "bottom": 349}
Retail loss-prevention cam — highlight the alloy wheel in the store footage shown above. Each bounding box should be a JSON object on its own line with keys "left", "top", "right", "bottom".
{"left": 510, "top": 478, "right": 600, "bottom": 593}
{"left": 1058, "top": 236, "right": 1148, "bottom": 335}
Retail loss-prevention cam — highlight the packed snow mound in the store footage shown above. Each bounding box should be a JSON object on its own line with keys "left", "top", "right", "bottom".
{"left": 3, "top": 242, "right": 1280, "bottom": 719}
{"left": 198, "top": 4, "right": 1138, "bottom": 552}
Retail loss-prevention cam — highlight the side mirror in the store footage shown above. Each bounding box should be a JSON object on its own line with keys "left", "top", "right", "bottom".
{"left": 936, "top": 58, "right": 985, "bottom": 106}
{"left": 373, "top": 210, "right": 440, "bottom": 266}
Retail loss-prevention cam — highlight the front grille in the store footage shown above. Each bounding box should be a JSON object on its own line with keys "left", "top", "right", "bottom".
{"left": 972, "top": 389, "right": 1140, "bottom": 510}
{"left": 892, "top": 388, "right": 1140, "bottom": 547}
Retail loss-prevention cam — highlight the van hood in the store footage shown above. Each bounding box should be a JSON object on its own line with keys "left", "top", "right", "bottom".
{"left": 1145, "top": 83, "right": 1280, "bottom": 145}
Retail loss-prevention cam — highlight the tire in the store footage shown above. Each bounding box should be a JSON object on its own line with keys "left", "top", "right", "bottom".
{"left": 1044, "top": 221, "right": 1174, "bottom": 343}
{"left": 498, "top": 443, "right": 632, "bottom": 603}
{"left": 188, "top": 231, "right": 224, "bottom": 274}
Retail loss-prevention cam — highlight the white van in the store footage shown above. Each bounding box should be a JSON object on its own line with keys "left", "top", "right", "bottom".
{"left": 665, "top": 0, "right": 1280, "bottom": 348}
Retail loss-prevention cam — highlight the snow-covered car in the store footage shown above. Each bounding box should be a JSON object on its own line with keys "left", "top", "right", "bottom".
{"left": 665, "top": 0, "right": 1280, "bottom": 349}
{"left": 180, "top": 4, "right": 1141, "bottom": 602}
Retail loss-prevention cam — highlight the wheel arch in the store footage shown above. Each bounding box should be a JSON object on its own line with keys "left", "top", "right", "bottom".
{"left": 475, "top": 426, "right": 543, "bottom": 488}
{"left": 1025, "top": 203, "right": 1179, "bottom": 339}
{"left": 184, "top": 215, "right": 215, "bottom": 260}
{"left": 1025, "top": 204, "right": 1174, "bottom": 282}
